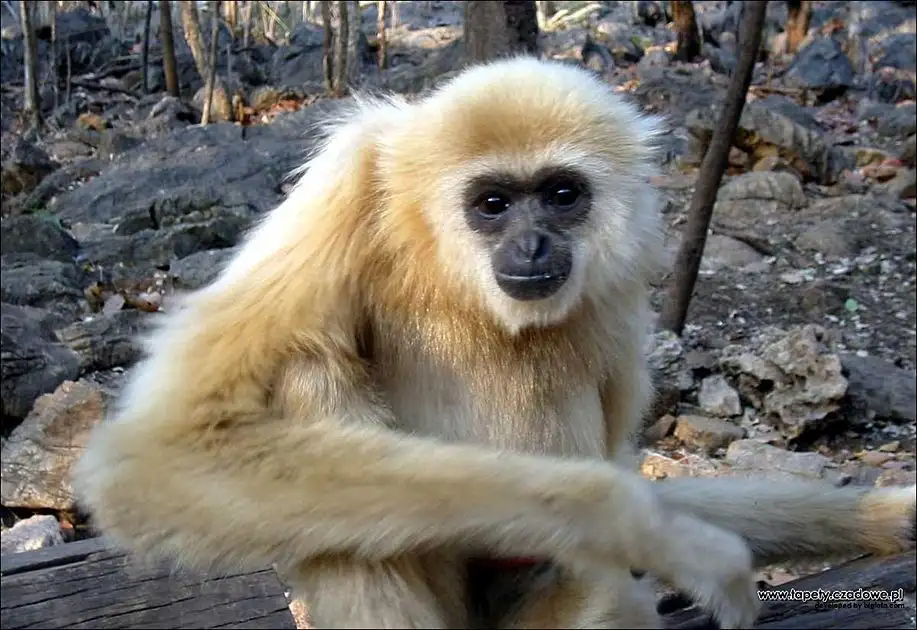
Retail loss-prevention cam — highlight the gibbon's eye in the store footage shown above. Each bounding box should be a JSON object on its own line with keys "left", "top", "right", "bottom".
{"left": 477, "top": 193, "right": 511, "bottom": 218}
{"left": 545, "top": 180, "right": 581, "bottom": 210}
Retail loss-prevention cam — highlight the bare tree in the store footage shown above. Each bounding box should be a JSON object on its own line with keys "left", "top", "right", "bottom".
{"left": 658, "top": 0, "right": 768, "bottom": 335}
{"left": 180, "top": 0, "right": 209, "bottom": 73}
{"left": 535, "top": 0, "right": 555, "bottom": 29}
{"left": 464, "top": 1, "right": 539, "bottom": 64}
{"left": 377, "top": 0, "right": 388, "bottom": 69}
{"left": 671, "top": 0, "right": 701, "bottom": 62}
{"left": 242, "top": 0, "right": 254, "bottom": 46}
{"left": 141, "top": 0, "right": 154, "bottom": 93}
{"left": 20, "top": 0, "right": 41, "bottom": 130}
{"left": 345, "top": 0, "right": 359, "bottom": 81}
{"left": 333, "top": 0, "right": 349, "bottom": 96}
{"left": 321, "top": 1, "right": 334, "bottom": 91}
{"left": 50, "top": 1, "right": 59, "bottom": 108}
{"left": 224, "top": 0, "right": 239, "bottom": 35}
{"left": 159, "top": 0, "right": 180, "bottom": 96}
{"left": 181, "top": 0, "right": 232, "bottom": 119}
{"left": 785, "top": 0, "right": 812, "bottom": 54}
{"left": 202, "top": 0, "right": 222, "bottom": 125}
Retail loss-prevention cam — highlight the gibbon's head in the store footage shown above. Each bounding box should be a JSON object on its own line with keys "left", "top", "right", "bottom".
{"left": 379, "top": 56, "right": 666, "bottom": 333}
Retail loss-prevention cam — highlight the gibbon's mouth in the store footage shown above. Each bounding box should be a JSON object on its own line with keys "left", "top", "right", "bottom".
{"left": 495, "top": 271, "right": 568, "bottom": 301}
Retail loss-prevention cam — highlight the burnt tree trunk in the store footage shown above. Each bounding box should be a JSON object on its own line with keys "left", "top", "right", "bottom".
{"left": 50, "top": 1, "right": 58, "bottom": 107}
{"left": 671, "top": 0, "right": 701, "bottom": 62}
{"left": 785, "top": 0, "right": 812, "bottom": 54}
{"left": 141, "top": 0, "right": 153, "bottom": 93}
{"left": 321, "top": 0, "right": 334, "bottom": 91}
{"left": 377, "top": 0, "right": 388, "bottom": 69}
{"left": 333, "top": 0, "right": 349, "bottom": 96}
{"left": 658, "top": 0, "right": 768, "bottom": 335}
{"left": 159, "top": 0, "right": 180, "bottom": 96}
{"left": 464, "top": 1, "right": 539, "bottom": 64}
{"left": 20, "top": 0, "right": 41, "bottom": 130}
{"left": 201, "top": 0, "right": 221, "bottom": 125}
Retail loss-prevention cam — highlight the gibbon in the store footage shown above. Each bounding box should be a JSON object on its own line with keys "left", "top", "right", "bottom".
{"left": 72, "top": 57, "right": 916, "bottom": 629}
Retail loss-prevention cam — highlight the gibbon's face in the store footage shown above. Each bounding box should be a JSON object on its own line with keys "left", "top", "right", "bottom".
{"left": 462, "top": 166, "right": 591, "bottom": 302}
{"left": 384, "top": 57, "right": 664, "bottom": 332}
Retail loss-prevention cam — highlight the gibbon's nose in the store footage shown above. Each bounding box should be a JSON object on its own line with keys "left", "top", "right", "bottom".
{"left": 510, "top": 230, "right": 551, "bottom": 267}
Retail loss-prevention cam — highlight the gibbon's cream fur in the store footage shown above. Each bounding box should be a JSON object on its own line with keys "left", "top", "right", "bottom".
{"left": 73, "top": 57, "right": 915, "bottom": 629}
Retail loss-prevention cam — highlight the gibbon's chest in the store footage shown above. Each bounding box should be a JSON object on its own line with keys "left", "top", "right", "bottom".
{"left": 367, "top": 318, "right": 608, "bottom": 458}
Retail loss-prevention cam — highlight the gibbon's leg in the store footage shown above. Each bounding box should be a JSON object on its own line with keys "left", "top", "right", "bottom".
{"left": 654, "top": 478, "right": 916, "bottom": 567}
{"left": 285, "top": 552, "right": 468, "bottom": 629}
{"left": 500, "top": 566, "right": 660, "bottom": 629}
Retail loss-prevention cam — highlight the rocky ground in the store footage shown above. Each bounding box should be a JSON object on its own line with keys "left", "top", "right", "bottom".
{"left": 1, "top": 0, "right": 915, "bottom": 621}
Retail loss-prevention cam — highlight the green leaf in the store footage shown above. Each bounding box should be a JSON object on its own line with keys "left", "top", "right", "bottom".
{"left": 844, "top": 298, "right": 859, "bottom": 313}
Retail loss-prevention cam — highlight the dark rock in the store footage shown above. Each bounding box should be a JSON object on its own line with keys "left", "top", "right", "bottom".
{"left": 169, "top": 248, "right": 236, "bottom": 290}
{"left": 0, "top": 141, "right": 59, "bottom": 199}
{"left": 0, "top": 256, "right": 87, "bottom": 319}
{"left": 874, "top": 33, "right": 917, "bottom": 72}
{"left": 0, "top": 304, "right": 81, "bottom": 426}
{"left": 54, "top": 310, "right": 150, "bottom": 373}
{"left": 841, "top": 353, "right": 917, "bottom": 424}
{"left": 784, "top": 37, "right": 855, "bottom": 99}
{"left": 0, "top": 214, "right": 78, "bottom": 262}
{"left": 877, "top": 104, "right": 917, "bottom": 139}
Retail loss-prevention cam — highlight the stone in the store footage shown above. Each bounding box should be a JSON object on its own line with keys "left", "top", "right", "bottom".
{"left": 0, "top": 214, "right": 79, "bottom": 263}
{"left": 640, "top": 450, "right": 721, "bottom": 480}
{"left": 841, "top": 353, "right": 917, "bottom": 424}
{"left": 1, "top": 304, "right": 81, "bottom": 425}
{"left": 725, "top": 439, "right": 837, "bottom": 482}
{"left": 697, "top": 375, "right": 743, "bottom": 417}
{"left": 875, "top": 469, "right": 917, "bottom": 488}
{"left": 674, "top": 415, "right": 746, "bottom": 454}
{"left": 877, "top": 104, "right": 917, "bottom": 139}
{"left": 783, "top": 37, "right": 855, "bottom": 98}
{"left": 0, "top": 515, "right": 64, "bottom": 555}
{"left": 0, "top": 378, "right": 117, "bottom": 511}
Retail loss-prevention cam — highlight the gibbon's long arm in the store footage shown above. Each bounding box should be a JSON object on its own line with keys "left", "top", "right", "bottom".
{"left": 655, "top": 477, "right": 916, "bottom": 567}
{"left": 74, "top": 339, "right": 726, "bottom": 585}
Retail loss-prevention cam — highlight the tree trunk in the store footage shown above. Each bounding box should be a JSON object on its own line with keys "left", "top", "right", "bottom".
{"left": 225, "top": 0, "right": 239, "bottom": 34}
{"left": 377, "top": 0, "right": 387, "bottom": 69}
{"left": 242, "top": 0, "right": 253, "bottom": 46}
{"left": 464, "top": 1, "right": 539, "bottom": 65}
{"left": 201, "top": 0, "right": 222, "bottom": 126}
{"left": 535, "top": 0, "right": 555, "bottom": 29}
{"left": 181, "top": 0, "right": 231, "bottom": 120}
{"left": 50, "top": 1, "right": 58, "bottom": 108}
{"left": 141, "top": 0, "right": 153, "bottom": 93}
{"left": 332, "top": 0, "right": 349, "bottom": 96}
{"left": 658, "top": 0, "right": 767, "bottom": 335}
{"left": 179, "top": 0, "right": 209, "bottom": 74}
{"left": 321, "top": 1, "right": 334, "bottom": 91}
{"left": 345, "top": 0, "right": 359, "bottom": 83}
{"left": 785, "top": 0, "right": 812, "bottom": 54}
{"left": 159, "top": 0, "right": 180, "bottom": 96}
{"left": 671, "top": 0, "right": 701, "bottom": 62}
{"left": 19, "top": 0, "right": 41, "bottom": 130}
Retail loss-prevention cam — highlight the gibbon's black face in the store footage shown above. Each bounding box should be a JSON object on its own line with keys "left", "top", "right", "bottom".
{"left": 463, "top": 167, "right": 592, "bottom": 301}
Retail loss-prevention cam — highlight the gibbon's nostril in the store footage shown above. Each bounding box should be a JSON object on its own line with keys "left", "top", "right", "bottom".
{"left": 514, "top": 231, "right": 551, "bottom": 264}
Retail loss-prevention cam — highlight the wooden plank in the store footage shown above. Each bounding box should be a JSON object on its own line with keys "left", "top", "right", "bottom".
{"left": 3, "top": 541, "right": 912, "bottom": 629}
{"left": 1, "top": 539, "right": 297, "bottom": 630}
{"left": 665, "top": 552, "right": 917, "bottom": 630}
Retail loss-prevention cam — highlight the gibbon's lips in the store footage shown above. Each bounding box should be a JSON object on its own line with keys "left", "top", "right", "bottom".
{"left": 495, "top": 269, "right": 568, "bottom": 301}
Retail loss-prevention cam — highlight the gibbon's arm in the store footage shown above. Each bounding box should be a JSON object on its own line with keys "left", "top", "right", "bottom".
{"left": 654, "top": 477, "right": 916, "bottom": 567}
{"left": 73, "top": 316, "right": 746, "bottom": 590}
